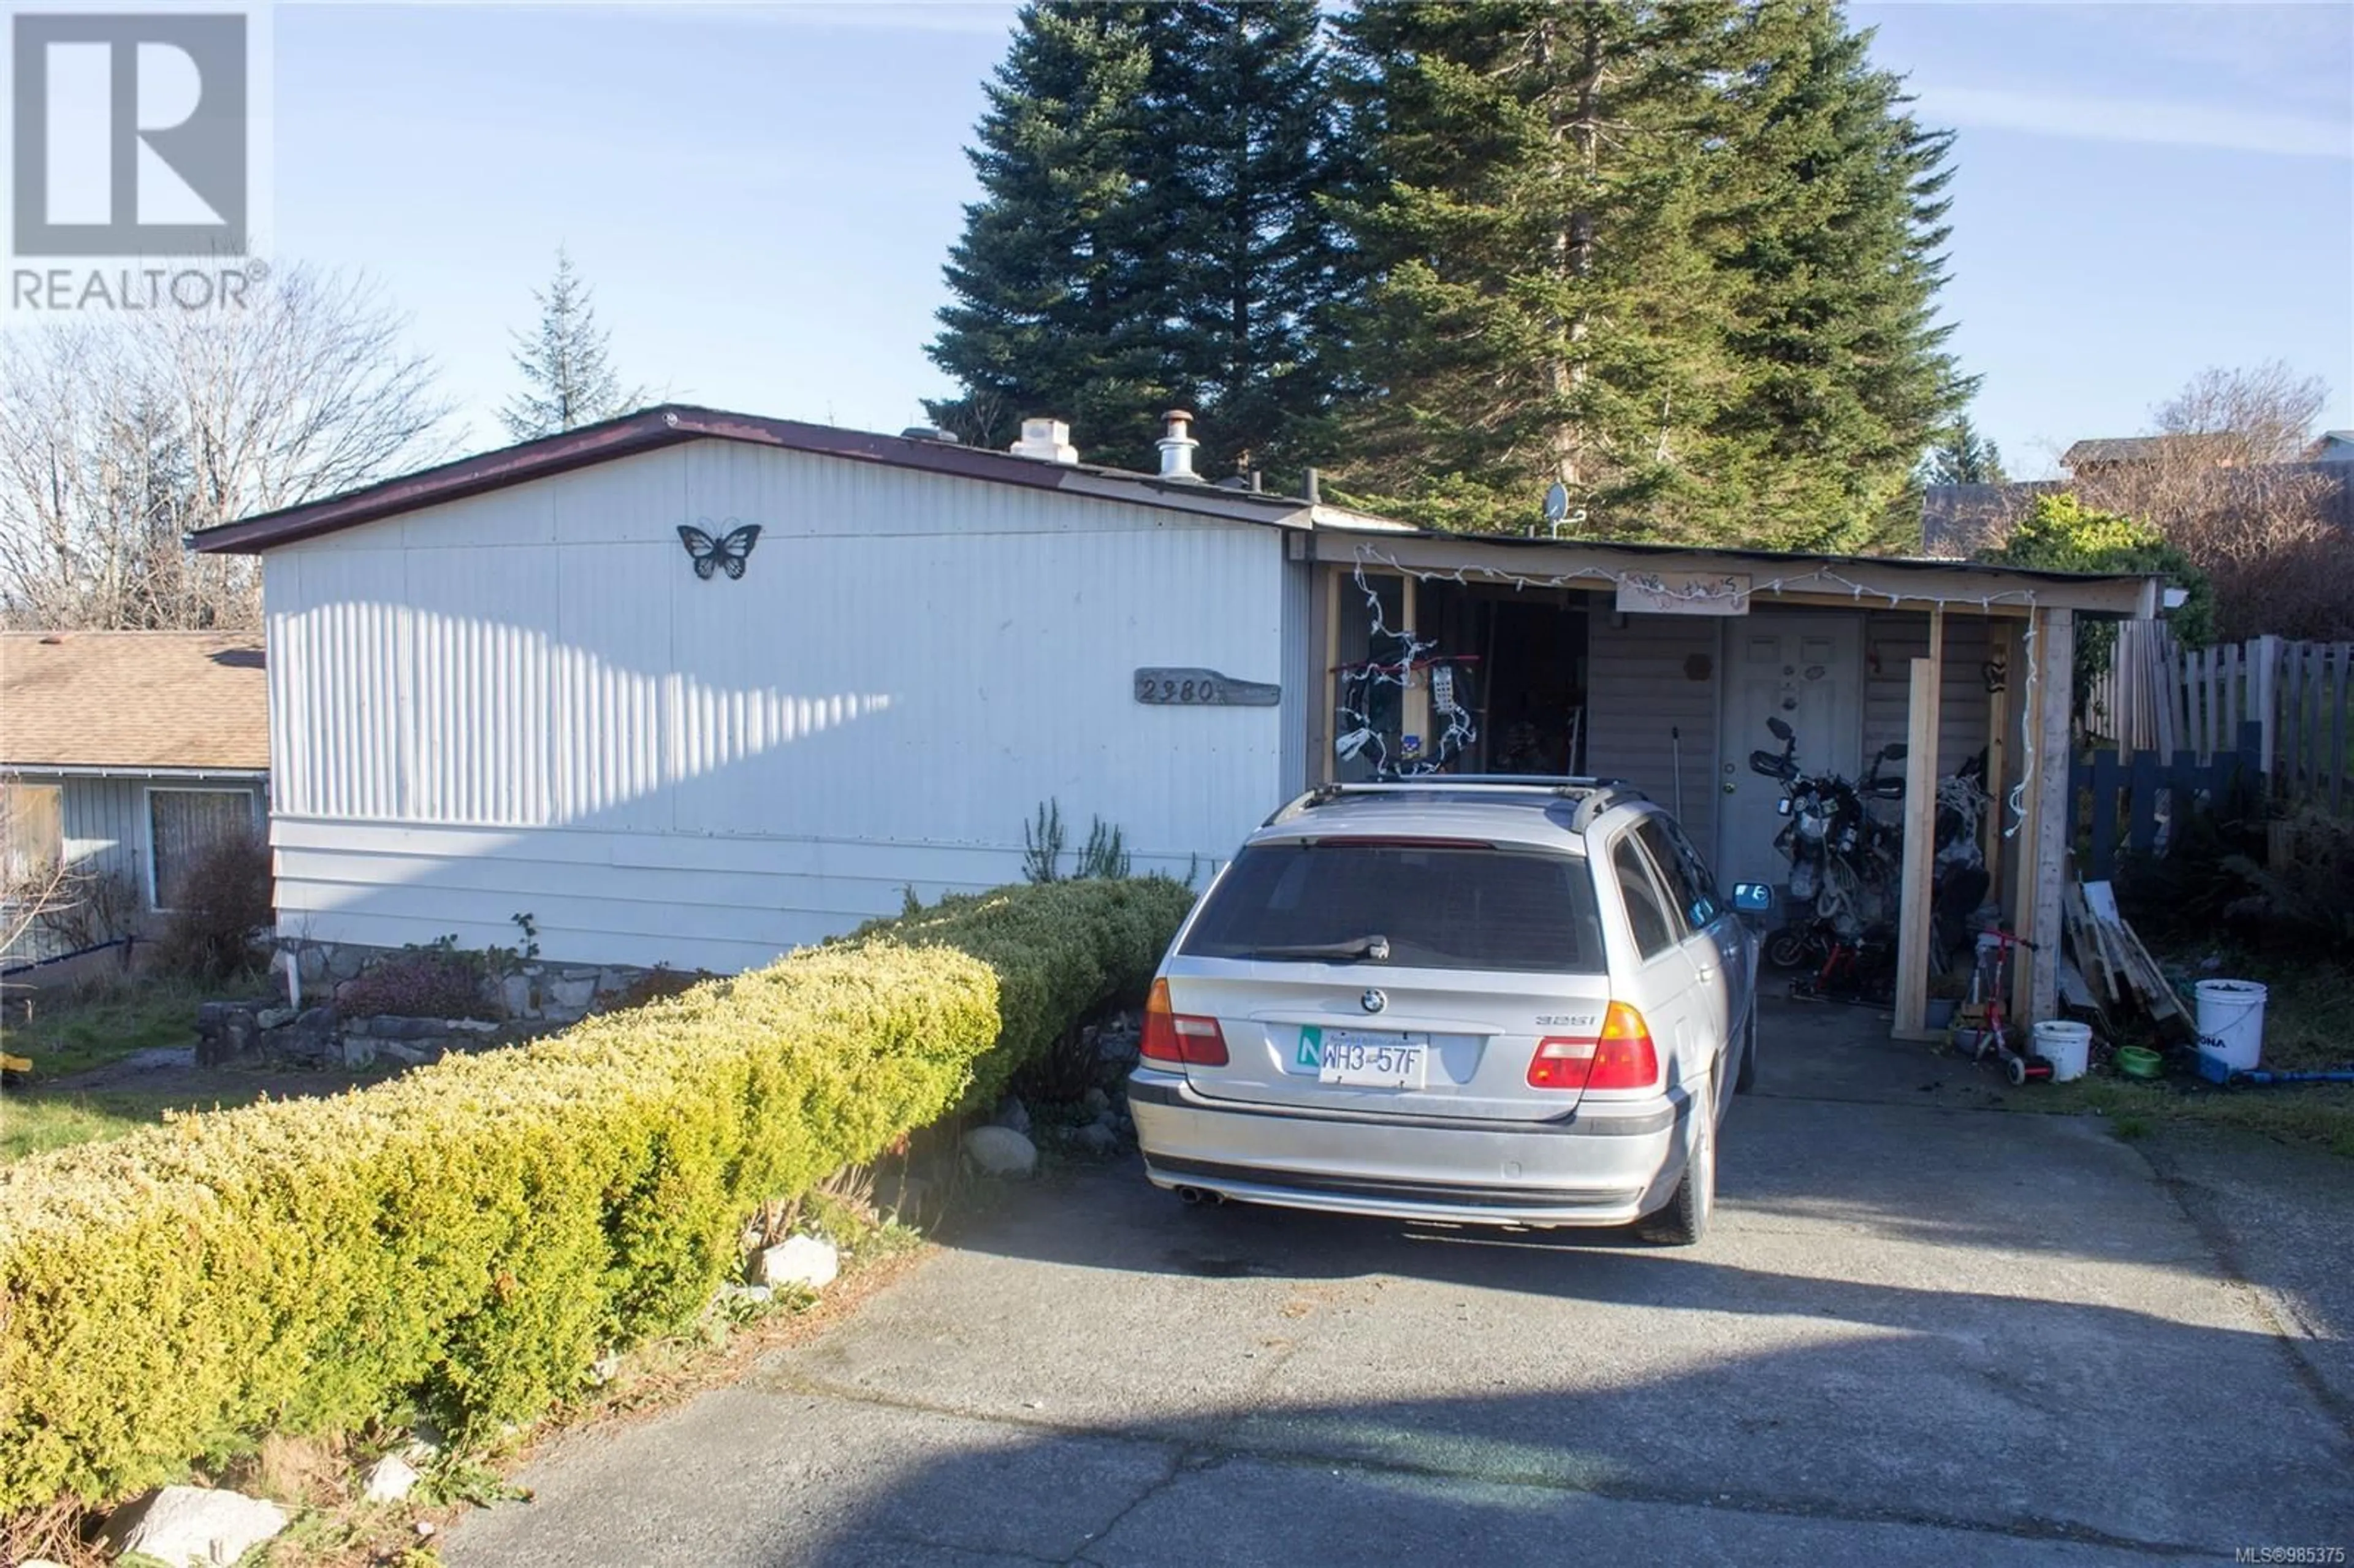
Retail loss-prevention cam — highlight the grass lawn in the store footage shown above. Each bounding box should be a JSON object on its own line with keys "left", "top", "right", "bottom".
{"left": 2036, "top": 953, "right": 2354, "bottom": 1157}
{"left": 0, "top": 1090, "right": 207, "bottom": 1163}
{"left": 1, "top": 972, "right": 276, "bottom": 1163}
{"left": 2, "top": 973, "right": 219, "bottom": 1075}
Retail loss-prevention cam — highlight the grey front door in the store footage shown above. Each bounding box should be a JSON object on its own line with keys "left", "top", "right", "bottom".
{"left": 1715, "top": 614, "right": 1862, "bottom": 892}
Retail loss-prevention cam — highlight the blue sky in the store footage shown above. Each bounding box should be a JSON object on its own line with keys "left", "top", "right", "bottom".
{"left": 270, "top": 2, "right": 2354, "bottom": 478}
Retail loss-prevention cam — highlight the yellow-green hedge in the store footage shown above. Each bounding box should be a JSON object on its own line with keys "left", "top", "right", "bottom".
{"left": 0, "top": 876, "right": 1192, "bottom": 1514}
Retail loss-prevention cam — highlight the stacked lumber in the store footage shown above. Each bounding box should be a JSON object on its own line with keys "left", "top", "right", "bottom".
{"left": 2063, "top": 878, "right": 2193, "bottom": 1039}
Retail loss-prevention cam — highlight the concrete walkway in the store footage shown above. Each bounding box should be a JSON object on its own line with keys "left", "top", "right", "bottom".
{"left": 447, "top": 1005, "right": 2354, "bottom": 1567}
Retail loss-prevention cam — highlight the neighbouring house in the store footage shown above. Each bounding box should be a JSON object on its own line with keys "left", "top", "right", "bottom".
{"left": 1921, "top": 436, "right": 2354, "bottom": 558}
{"left": 1, "top": 631, "right": 269, "bottom": 964}
{"left": 189, "top": 406, "right": 2157, "bottom": 1031}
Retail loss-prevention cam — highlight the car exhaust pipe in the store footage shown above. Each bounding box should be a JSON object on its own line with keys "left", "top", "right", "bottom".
{"left": 1176, "top": 1186, "right": 1206, "bottom": 1206}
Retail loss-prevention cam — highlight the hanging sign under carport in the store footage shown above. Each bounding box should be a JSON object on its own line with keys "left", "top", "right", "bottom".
{"left": 1615, "top": 571, "right": 1752, "bottom": 615}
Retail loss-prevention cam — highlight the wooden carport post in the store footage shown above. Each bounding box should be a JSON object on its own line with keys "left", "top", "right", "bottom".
{"left": 1892, "top": 609, "right": 1944, "bottom": 1040}
{"left": 2012, "top": 606, "right": 2075, "bottom": 1027}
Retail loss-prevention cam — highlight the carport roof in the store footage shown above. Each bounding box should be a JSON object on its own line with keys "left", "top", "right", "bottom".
{"left": 1313, "top": 519, "right": 2162, "bottom": 618}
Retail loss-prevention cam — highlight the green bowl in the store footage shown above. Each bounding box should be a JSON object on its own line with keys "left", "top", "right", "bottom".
{"left": 2117, "top": 1046, "right": 2163, "bottom": 1080}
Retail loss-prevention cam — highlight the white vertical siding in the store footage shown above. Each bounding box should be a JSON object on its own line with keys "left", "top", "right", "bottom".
{"left": 1585, "top": 613, "right": 1724, "bottom": 851}
{"left": 265, "top": 444, "right": 1289, "bottom": 970}
{"left": 1278, "top": 554, "right": 1312, "bottom": 798}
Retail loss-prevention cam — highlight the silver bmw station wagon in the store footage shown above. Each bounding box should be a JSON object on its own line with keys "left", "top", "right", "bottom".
{"left": 1128, "top": 779, "right": 1761, "bottom": 1245}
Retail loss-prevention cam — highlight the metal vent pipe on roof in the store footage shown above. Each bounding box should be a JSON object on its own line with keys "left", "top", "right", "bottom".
{"left": 1157, "top": 409, "right": 1202, "bottom": 482}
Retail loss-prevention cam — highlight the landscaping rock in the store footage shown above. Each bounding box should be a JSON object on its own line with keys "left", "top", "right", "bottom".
{"left": 962, "top": 1125, "right": 1038, "bottom": 1178}
{"left": 755, "top": 1235, "right": 840, "bottom": 1291}
{"left": 296, "top": 945, "right": 327, "bottom": 983}
{"left": 1070, "top": 1121, "right": 1118, "bottom": 1157}
{"left": 379, "top": 1040, "right": 437, "bottom": 1067}
{"left": 501, "top": 974, "right": 536, "bottom": 1019}
{"left": 256, "top": 1006, "right": 295, "bottom": 1031}
{"left": 449, "top": 1018, "right": 500, "bottom": 1034}
{"left": 103, "top": 1484, "right": 287, "bottom": 1567}
{"left": 549, "top": 973, "right": 598, "bottom": 1013}
{"left": 1081, "top": 1086, "right": 1112, "bottom": 1116}
{"left": 363, "top": 1453, "right": 420, "bottom": 1504}
{"left": 194, "top": 1002, "right": 260, "bottom": 1068}
{"left": 327, "top": 945, "right": 366, "bottom": 981}
{"left": 362, "top": 1014, "right": 448, "bottom": 1041}
{"left": 991, "top": 1095, "right": 1032, "bottom": 1136}
{"left": 717, "top": 1282, "right": 774, "bottom": 1307}
{"left": 339, "top": 1035, "right": 378, "bottom": 1070}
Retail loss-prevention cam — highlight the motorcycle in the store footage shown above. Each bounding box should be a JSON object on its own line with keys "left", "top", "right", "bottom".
{"left": 1749, "top": 719, "right": 1906, "bottom": 973}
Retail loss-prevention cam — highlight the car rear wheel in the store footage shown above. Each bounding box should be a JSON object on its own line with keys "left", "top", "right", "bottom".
{"left": 1734, "top": 1005, "right": 1758, "bottom": 1094}
{"left": 1637, "top": 1104, "right": 1714, "bottom": 1246}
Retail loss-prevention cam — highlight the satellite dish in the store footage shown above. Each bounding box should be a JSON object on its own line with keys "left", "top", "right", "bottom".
{"left": 1542, "top": 482, "right": 1569, "bottom": 525}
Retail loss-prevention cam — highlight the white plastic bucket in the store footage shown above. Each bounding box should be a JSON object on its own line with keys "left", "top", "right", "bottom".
{"left": 2194, "top": 980, "right": 2268, "bottom": 1073}
{"left": 2032, "top": 1021, "right": 2092, "bottom": 1082}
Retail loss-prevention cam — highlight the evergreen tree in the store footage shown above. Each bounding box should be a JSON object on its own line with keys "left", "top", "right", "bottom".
{"left": 1327, "top": 1, "right": 1965, "bottom": 547}
{"left": 1921, "top": 415, "right": 2006, "bottom": 485}
{"left": 1134, "top": 1, "right": 1342, "bottom": 481}
{"left": 1704, "top": 0, "right": 1967, "bottom": 549}
{"left": 501, "top": 249, "right": 647, "bottom": 442}
{"left": 926, "top": 3, "right": 1162, "bottom": 460}
{"left": 1328, "top": 1, "right": 1743, "bottom": 537}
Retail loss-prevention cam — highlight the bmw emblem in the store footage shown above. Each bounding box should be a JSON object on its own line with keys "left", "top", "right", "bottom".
{"left": 1361, "top": 989, "right": 1388, "bottom": 1014}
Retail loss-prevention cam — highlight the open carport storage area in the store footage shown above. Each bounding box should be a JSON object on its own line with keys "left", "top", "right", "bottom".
{"left": 443, "top": 1002, "right": 2354, "bottom": 1567}
{"left": 1301, "top": 527, "right": 2157, "bottom": 1037}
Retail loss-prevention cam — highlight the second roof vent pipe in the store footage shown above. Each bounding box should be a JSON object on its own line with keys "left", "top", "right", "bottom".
{"left": 1157, "top": 409, "right": 1202, "bottom": 482}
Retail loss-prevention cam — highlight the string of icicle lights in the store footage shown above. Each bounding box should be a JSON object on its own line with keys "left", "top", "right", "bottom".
{"left": 1345, "top": 544, "right": 2047, "bottom": 838}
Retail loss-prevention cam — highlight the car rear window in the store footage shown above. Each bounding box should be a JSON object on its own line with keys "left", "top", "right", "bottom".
{"left": 1180, "top": 840, "right": 1607, "bottom": 973}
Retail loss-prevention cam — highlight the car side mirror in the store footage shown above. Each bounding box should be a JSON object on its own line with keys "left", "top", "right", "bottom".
{"left": 1732, "top": 882, "right": 1776, "bottom": 913}
{"left": 1881, "top": 742, "right": 1908, "bottom": 762}
{"left": 1767, "top": 718, "right": 1794, "bottom": 742}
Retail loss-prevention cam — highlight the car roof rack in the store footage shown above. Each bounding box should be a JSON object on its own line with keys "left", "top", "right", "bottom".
{"left": 1261, "top": 777, "right": 1651, "bottom": 832}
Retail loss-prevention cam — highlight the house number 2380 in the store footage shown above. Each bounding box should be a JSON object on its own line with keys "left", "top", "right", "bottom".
{"left": 1132, "top": 666, "right": 1281, "bottom": 707}
{"left": 1138, "top": 675, "right": 1213, "bottom": 704}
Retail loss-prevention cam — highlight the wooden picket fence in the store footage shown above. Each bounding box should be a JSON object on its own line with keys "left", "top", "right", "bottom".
{"left": 2071, "top": 721, "right": 2266, "bottom": 881}
{"left": 2084, "top": 625, "right": 2352, "bottom": 815}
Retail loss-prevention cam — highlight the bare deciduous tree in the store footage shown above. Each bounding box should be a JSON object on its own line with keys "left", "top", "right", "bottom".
{"left": 2153, "top": 360, "right": 2329, "bottom": 465}
{"left": 0, "top": 265, "right": 453, "bottom": 630}
{"left": 2069, "top": 363, "right": 2353, "bottom": 641}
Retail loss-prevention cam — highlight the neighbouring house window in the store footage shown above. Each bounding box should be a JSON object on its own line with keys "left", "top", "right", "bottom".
{"left": 149, "top": 788, "right": 257, "bottom": 911}
{"left": 2, "top": 782, "right": 64, "bottom": 887}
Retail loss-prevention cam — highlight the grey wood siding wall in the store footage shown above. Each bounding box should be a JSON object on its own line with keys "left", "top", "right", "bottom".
{"left": 1861, "top": 612, "right": 1996, "bottom": 778}
{"left": 1585, "top": 612, "right": 1723, "bottom": 851}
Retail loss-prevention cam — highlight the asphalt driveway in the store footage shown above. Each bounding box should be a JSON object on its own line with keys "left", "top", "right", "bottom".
{"left": 447, "top": 1005, "right": 2354, "bottom": 1566}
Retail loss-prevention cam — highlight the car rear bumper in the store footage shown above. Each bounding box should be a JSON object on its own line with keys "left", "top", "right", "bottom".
{"left": 1128, "top": 1070, "right": 1691, "bottom": 1228}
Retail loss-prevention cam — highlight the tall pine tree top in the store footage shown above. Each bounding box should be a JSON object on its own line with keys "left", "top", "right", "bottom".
{"left": 1330, "top": 0, "right": 1965, "bottom": 546}
{"left": 926, "top": 3, "right": 1162, "bottom": 460}
{"left": 501, "top": 249, "right": 647, "bottom": 442}
{"left": 1704, "top": 0, "right": 1967, "bottom": 550}
{"left": 1135, "top": 1, "right": 1341, "bottom": 481}
{"left": 1330, "top": 1, "right": 1743, "bottom": 536}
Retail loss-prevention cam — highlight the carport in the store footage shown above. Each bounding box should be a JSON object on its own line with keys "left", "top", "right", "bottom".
{"left": 1294, "top": 521, "right": 2160, "bottom": 1036}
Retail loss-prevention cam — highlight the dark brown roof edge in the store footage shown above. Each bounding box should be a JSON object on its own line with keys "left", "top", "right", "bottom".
{"left": 188, "top": 404, "right": 1303, "bottom": 555}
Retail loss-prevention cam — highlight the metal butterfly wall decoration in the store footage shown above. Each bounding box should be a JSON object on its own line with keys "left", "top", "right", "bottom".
{"left": 677, "top": 520, "right": 763, "bottom": 580}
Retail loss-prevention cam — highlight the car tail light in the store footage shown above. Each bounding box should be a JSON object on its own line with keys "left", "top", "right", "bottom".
{"left": 1526, "top": 1002, "right": 1657, "bottom": 1091}
{"left": 1140, "top": 978, "right": 1228, "bottom": 1067}
{"left": 1586, "top": 1002, "right": 1658, "bottom": 1089}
